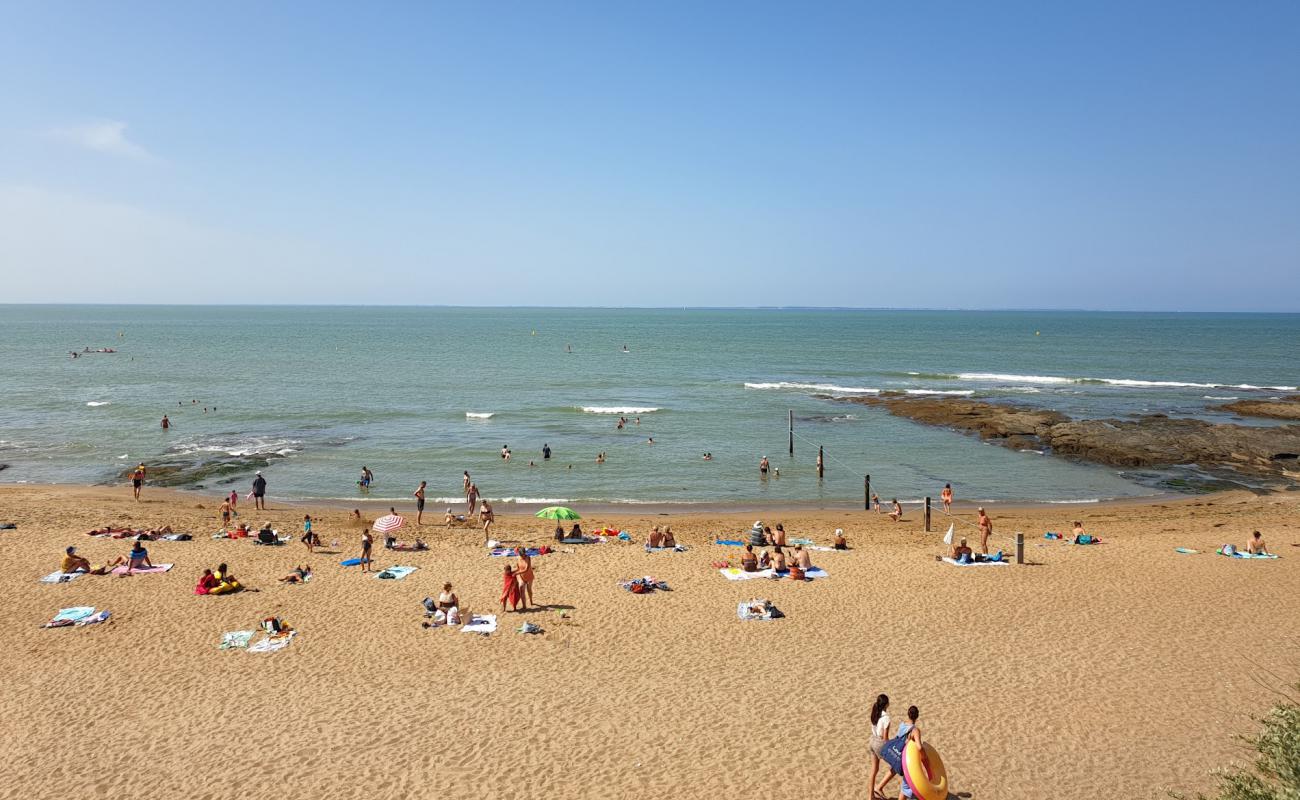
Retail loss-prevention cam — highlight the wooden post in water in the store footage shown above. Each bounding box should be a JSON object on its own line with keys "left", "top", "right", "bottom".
{"left": 864, "top": 475, "right": 870, "bottom": 510}
{"left": 788, "top": 410, "right": 794, "bottom": 456}
{"left": 1015, "top": 532, "right": 1025, "bottom": 564}
{"left": 817, "top": 446, "right": 824, "bottom": 479}
{"left": 925, "top": 497, "right": 931, "bottom": 532}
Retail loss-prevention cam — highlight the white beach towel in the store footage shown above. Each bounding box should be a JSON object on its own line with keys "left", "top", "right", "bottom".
{"left": 248, "top": 631, "right": 295, "bottom": 653}
{"left": 40, "top": 571, "right": 84, "bottom": 584}
{"left": 719, "top": 567, "right": 827, "bottom": 581}
{"left": 461, "top": 614, "right": 498, "bottom": 634}
{"left": 375, "top": 565, "right": 418, "bottom": 580}
{"left": 942, "top": 557, "right": 1009, "bottom": 567}
{"left": 220, "top": 630, "right": 255, "bottom": 650}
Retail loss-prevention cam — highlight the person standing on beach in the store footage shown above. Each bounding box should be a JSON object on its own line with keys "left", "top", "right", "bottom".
{"left": 219, "top": 497, "right": 232, "bottom": 528}
{"left": 228, "top": 489, "right": 238, "bottom": 518}
{"left": 130, "top": 463, "right": 146, "bottom": 500}
{"left": 463, "top": 471, "right": 471, "bottom": 497}
{"left": 977, "top": 507, "right": 993, "bottom": 554}
{"left": 360, "top": 528, "right": 373, "bottom": 573}
{"left": 867, "top": 694, "right": 891, "bottom": 796}
{"left": 941, "top": 483, "right": 953, "bottom": 512}
{"left": 514, "top": 546, "right": 535, "bottom": 609}
{"left": 480, "top": 499, "right": 494, "bottom": 539}
{"left": 414, "top": 480, "right": 426, "bottom": 525}
{"left": 466, "top": 483, "right": 479, "bottom": 518}
{"left": 252, "top": 471, "right": 267, "bottom": 511}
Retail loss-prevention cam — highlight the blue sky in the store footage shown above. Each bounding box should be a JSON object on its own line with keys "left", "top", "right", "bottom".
{"left": 2, "top": 2, "right": 1297, "bottom": 309}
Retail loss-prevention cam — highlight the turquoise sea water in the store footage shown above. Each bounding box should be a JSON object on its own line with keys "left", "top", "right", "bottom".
{"left": 1, "top": 306, "right": 1296, "bottom": 507}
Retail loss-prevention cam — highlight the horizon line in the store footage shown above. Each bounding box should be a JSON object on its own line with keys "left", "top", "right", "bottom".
{"left": 1, "top": 302, "right": 1298, "bottom": 314}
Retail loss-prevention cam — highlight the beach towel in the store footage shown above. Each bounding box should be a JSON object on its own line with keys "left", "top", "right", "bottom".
{"left": 161, "top": 533, "right": 193, "bottom": 541}
{"left": 248, "top": 631, "right": 295, "bottom": 653}
{"left": 339, "top": 558, "right": 366, "bottom": 567}
{"left": 43, "top": 606, "right": 98, "bottom": 627}
{"left": 0, "top": 523, "right": 16, "bottom": 530}
{"left": 942, "top": 557, "right": 1008, "bottom": 567}
{"left": 219, "top": 630, "right": 255, "bottom": 650}
{"left": 375, "top": 565, "right": 418, "bottom": 580}
{"left": 1218, "top": 549, "right": 1279, "bottom": 560}
{"left": 40, "top": 571, "right": 84, "bottom": 584}
{"left": 1174, "top": 547, "right": 1199, "bottom": 554}
{"left": 110, "top": 563, "right": 173, "bottom": 576}
{"left": 461, "top": 614, "right": 498, "bottom": 635}
{"left": 645, "top": 545, "right": 688, "bottom": 552}
{"left": 559, "top": 537, "right": 599, "bottom": 544}
{"left": 714, "top": 539, "right": 746, "bottom": 547}
{"left": 76, "top": 610, "right": 110, "bottom": 626}
{"left": 719, "top": 567, "right": 828, "bottom": 581}
{"left": 790, "top": 537, "right": 815, "bottom": 546}
{"left": 737, "top": 599, "right": 782, "bottom": 621}
{"left": 806, "top": 545, "right": 839, "bottom": 552}
{"left": 490, "top": 547, "right": 543, "bottom": 557}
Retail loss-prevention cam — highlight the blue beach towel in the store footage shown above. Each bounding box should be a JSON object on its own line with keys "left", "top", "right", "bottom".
{"left": 340, "top": 558, "right": 365, "bottom": 567}
{"left": 715, "top": 539, "right": 745, "bottom": 547}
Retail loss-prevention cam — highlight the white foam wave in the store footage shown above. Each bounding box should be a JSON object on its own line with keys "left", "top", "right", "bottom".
{"left": 579, "top": 406, "right": 661, "bottom": 414}
{"left": 744, "top": 382, "right": 879, "bottom": 394}
{"left": 465, "top": 412, "right": 494, "bottom": 419}
{"left": 1046, "top": 498, "right": 1101, "bottom": 504}
{"left": 171, "top": 437, "right": 301, "bottom": 458}
{"left": 958, "top": 373, "right": 1075, "bottom": 385}
{"left": 86, "top": 401, "right": 111, "bottom": 407}
{"left": 905, "top": 389, "right": 974, "bottom": 396}
{"left": 958, "top": 372, "right": 1295, "bottom": 392}
{"left": 1001, "top": 386, "right": 1042, "bottom": 394}
{"left": 1205, "top": 396, "right": 1239, "bottom": 401}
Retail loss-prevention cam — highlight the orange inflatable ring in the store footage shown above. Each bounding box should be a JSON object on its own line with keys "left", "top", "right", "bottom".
{"left": 902, "top": 740, "right": 948, "bottom": 800}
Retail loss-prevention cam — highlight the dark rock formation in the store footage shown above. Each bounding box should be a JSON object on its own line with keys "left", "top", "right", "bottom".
{"left": 1216, "top": 395, "right": 1300, "bottom": 421}
{"left": 838, "top": 395, "right": 1300, "bottom": 481}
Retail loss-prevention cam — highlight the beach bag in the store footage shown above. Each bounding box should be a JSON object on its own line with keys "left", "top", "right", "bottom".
{"left": 881, "top": 730, "right": 909, "bottom": 775}
{"left": 1076, "top": 534, "right": 1094, "bottom": 545}
{"left": 1222, "top": 543, "right": 1237, "bottom": 556}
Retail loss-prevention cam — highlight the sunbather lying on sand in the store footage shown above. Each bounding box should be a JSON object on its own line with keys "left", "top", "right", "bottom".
{"left": 949, "top": 538, "right": 973, "bottom": 562}
{"left": 279, "top": 565, "right": 312, "bottom": 584}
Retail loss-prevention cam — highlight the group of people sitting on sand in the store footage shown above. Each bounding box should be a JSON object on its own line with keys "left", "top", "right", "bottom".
{"left": 195, "top": 563, "right": 244, "bottom": 594}
{"left": 646, "top": 525, "right": 677, "bottom": 548}
{"left": 738, "top": 542, "right": 816, "bottom": 577}
{"left": 60, "top": 537, "right": 156, "bottom": 576}
{"left": 553, "top": 522, "right": 585, "bottom": 542}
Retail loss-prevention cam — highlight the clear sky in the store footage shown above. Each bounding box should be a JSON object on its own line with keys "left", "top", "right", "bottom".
{"left": 2, "top": 2, "right": 1298, "bottom": 310}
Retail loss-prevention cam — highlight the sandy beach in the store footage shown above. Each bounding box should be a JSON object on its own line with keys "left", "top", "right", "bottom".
{"left": 2, "top": 483, "right": 1297, "bottom": 799}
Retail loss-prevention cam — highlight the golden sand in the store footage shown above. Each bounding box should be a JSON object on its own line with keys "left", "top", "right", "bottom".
{"left": 1, "top": 484, "right": 1297, "bottom": 799}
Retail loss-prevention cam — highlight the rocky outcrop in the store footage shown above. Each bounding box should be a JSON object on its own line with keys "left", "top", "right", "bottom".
{"left": 1216, "top": 395, "right": 1300, "bottom": 421}
{"left": 838, "top": 395, "right": 1300, "bottom": 481}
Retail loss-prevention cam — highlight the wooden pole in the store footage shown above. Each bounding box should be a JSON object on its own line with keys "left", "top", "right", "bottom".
{"left": 817, "top": 446, "right": 824, "bottom": 479}
{"left": 1015, "top": 532, "right": 1025, "bottom": 565}
{"left": 864, "top": 475, "right": 870, "bottom": 511}
{"left": 925, "top": 496, "right": 931, "bottom": 532}
{"left": 788, "top": 410, "right": 794, "bottom": 456}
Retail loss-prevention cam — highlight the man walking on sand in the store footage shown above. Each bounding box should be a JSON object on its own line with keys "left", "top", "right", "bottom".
{"left": 252, "top": 471, "right": 267, "bottom": 511}
{"left": 131, "top": 462, "right": 146, "bottom": 500}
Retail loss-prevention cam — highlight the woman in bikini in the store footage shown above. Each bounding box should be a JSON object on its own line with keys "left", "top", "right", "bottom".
{"left": 941, "top": 483, "right": 953, "bottom": 513}
{"left": 740, "top": 544, "right": 759, "bottom": 572}
{"left": 514, "top": 547, "right": 535, "bottom": 609}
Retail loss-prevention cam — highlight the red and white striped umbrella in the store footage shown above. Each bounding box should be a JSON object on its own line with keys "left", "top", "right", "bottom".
{"left": 372, "top": 513, "right": 405, "bottom": 534}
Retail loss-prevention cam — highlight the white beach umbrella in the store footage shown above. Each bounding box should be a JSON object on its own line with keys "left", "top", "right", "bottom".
{"left": 373, "top": 513, "right": 405, "bottom": 534}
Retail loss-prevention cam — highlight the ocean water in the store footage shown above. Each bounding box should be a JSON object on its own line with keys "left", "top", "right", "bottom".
{"left": 1, "top": 305, "right": 1296, "bottom": 507}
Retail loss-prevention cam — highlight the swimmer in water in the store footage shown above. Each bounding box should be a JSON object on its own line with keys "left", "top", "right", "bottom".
{"left": 161, "top": 415, "right": 170, "bottom": 430}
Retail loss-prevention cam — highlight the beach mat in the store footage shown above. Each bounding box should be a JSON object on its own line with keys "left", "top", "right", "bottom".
{"left": 719, "top": 567, "right": 827, "bottom": 581}
{"left": 942, "top": 557, "right": 1008, "bottom": 567}
{"left": 737, "top": 600, "right": 782, "bottom": 621}
{"left": 714, "top": 539, "right": 746, "bottom": 547}
{"left": 1174, "top": 547, "right": 1199, "bottom": 555}
{"left": 462, "top": 614, "right": 498, "bottom": 634}
{"left": 340, "top": 558, "right": 366, "bottom": 566}
{"left": 40, "top": 571, "right": 84, "bottom": 584}
{"left": 110, "top": 563, "right": 173, "bottom": 576}
{"left": 1218, "top": 549, "right": 1279, "bottom": 560}
{"left": 489, "top": 548, "right": 543, "bottom": 557}
{"left": 375, "top": 565, "right": 418, "bottom": 580}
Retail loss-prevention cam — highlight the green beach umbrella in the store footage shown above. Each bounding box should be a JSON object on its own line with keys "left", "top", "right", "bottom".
{"left": 535, "top": 506, "right": 581, "bottom": 521}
